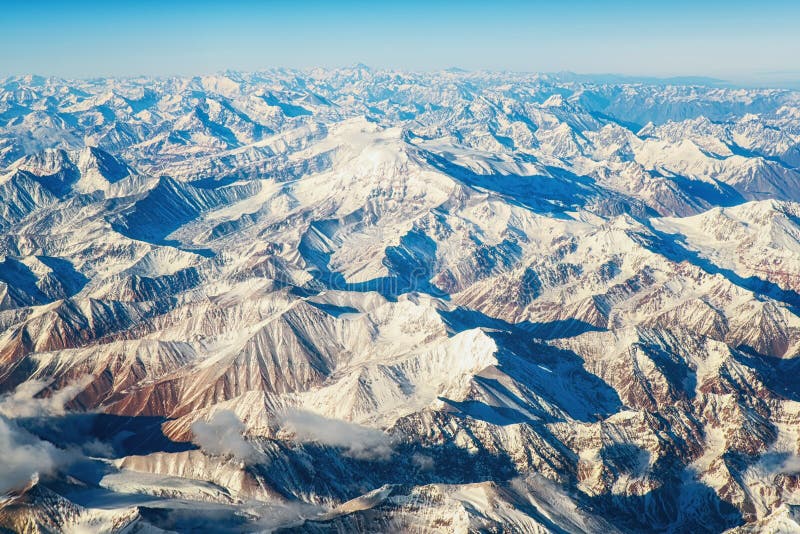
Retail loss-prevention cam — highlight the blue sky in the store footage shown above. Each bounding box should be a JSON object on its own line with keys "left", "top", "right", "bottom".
{"left": 2, "top": 0, "right": 799, "bottom": 82}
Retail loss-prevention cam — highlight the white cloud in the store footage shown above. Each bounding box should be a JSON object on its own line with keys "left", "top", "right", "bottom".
{"left": 0, "top": 415, "right": 74, "bottom": 495}
{"left": 190, "top": 410, "right": 260, "bottom": 465}
{"left": 0, "top": 377, "right": 92, "bottom": 419}
{"left": 779, "top": 455, "right": 800, "bottom": 474}
{"left": 0, "top": 379, "right": 90, "bottom": 495}
{"left": 280, "top": 409, "right": 393, "bottom": 460}
{"left": 412, "top": 452, "right": 434, "bottom": 471}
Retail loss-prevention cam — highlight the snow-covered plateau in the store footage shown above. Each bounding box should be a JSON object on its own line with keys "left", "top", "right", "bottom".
{"left": 1, "top": 68, "right": 800, "bottom": 532}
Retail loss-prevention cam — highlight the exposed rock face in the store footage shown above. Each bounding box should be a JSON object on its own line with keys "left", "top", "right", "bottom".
{"left": 1, "top": 70, "right": 800, "bottom": 532}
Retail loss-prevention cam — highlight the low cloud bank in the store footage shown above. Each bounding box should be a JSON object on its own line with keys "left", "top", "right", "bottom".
{"left": 0, "top": 416, "right": 72, "bottom": 496}
{"left": 0, "top": 378, "right": 90, "bottom": 495}
{"left": 280, "top": 409, "right": 393, "bottom": 460}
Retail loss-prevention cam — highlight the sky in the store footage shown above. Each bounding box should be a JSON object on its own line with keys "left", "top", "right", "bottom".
{"left": 1, "top": 0, "right": 799, "bottom": 83}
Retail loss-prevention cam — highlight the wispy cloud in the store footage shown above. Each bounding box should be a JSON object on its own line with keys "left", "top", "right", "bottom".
{"left": 0, "top": 378, "right": 90, "bottom": 495}
{"left": 250, "top": 501, "right": 327, "bottom": 531}
{"left": 190, "top": 410, "right": 261, "bottom": 465}
{"left": 412, "top": 452, "right": 434, "bottom": 471}
{"left": 280, "top": 409, "right": 393, "bottom": 460}
{"left": 0, "top": 416, "right": 73, "bottom": 496}
{"left": 0, "top": 377, "right": 91, "bottom": 419}
{"left": 752, "top": 451, "right": 800, "bottom": 479}
{"left": 778, "top": 455, "right": 800, "bottom": 474}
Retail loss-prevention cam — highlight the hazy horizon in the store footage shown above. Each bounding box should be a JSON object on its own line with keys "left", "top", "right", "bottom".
{"left": 6, "top": 68, "right": 800, "bottom": 91}
{"left": 3, "top": 0, "right": 799, "bottom": 84}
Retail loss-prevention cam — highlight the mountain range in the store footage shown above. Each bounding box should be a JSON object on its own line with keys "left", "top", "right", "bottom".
{"left": 1, "top": 68, "right": 800, "bottom": 533}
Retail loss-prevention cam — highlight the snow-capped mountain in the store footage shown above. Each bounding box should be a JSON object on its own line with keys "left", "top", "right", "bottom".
{"left": 1, "top": 69, "right": 800, "bottom": 533}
